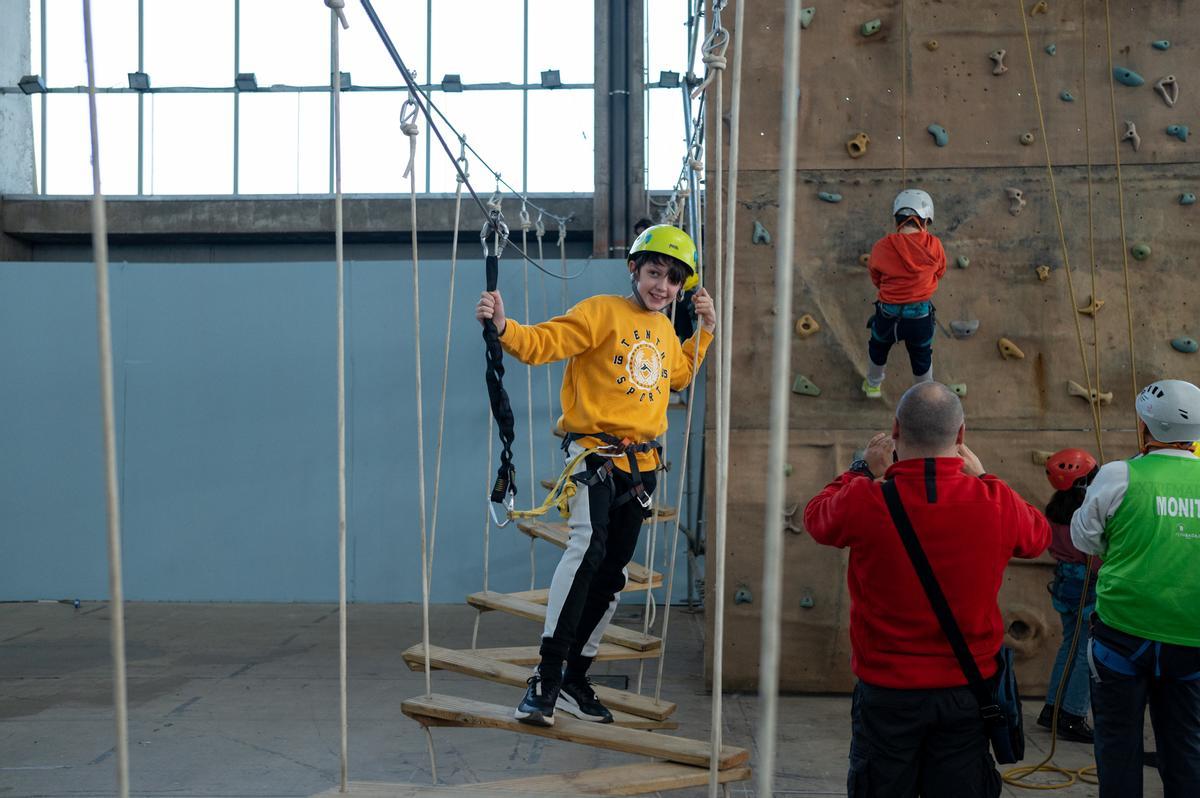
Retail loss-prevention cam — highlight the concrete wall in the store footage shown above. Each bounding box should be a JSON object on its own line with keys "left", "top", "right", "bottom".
{"left": 0, "top": 0, "right": 36, "bottom": 194}
{"left": 0, "top": 257, "right": 705, "bottom": 602}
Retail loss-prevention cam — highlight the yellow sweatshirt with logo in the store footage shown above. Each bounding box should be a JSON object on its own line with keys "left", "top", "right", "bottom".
{"left": 499, "top": 294, "right": 713, "bottom": 472}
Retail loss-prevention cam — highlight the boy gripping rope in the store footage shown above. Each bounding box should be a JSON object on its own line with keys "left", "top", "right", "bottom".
{"left": 475, "top": 224, "right": 715, "bottom": 727}
{"left": 863, "top": 189, "right": 948, "bottom": 399}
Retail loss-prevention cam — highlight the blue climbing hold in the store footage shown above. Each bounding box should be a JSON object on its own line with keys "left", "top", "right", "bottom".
{"left": 1113, "top": 67, "right": 1145, "bottom": 87}
{"left": 1060, "top": 90, "right": 1075, "bottom": 102}
{"left": 1167, "top": 125, "right": 1190, "bottom": 142}
{"left": 817, "top": 191, "right": 843, "bottom": 203}
{"left": 1153, "top": 40, "right": 1171, "bottom": 51}
{"left": 1171, "top": 337, "right": 1199, "bottom": 354}
{"left": 800, "top": 7, "right": 815, "bottom": 29}
{"left": 1045, "top": 44, "right": 1057, "bottom": 55}
{"left": 1182, "top": 193, "right": 1197, "bottom": 206}
{"left": 927, "top": 124, "right": 949, "bottom": 147}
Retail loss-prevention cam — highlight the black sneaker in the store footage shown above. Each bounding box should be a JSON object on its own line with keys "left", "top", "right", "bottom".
{"left": 1036, "top": 704, "right": 1094, "bottom": 743}
{"left": 557, "top": 676, "right": 613, "bottom": 723}
{"left": 515, "top": 671, "right": 561, "bottom": 727}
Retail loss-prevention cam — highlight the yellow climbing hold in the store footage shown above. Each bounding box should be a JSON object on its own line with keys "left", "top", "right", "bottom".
{"left": 794, "top": 314, "right": 821, "bottom": 338}
{"left": 998, "top": 338, "right": 1026, "bottom": 360}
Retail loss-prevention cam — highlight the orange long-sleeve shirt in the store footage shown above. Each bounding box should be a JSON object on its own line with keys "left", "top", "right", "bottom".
{"left": 499, "top": 295, "right": 713, "bottom": 472}
{"left": 868, "top": 230, "right": 947, "bottom": 304}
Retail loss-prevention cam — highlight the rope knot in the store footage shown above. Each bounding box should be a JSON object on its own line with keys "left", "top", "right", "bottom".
{"left": 399, "top": 98, "right": 420, "bottom": 178}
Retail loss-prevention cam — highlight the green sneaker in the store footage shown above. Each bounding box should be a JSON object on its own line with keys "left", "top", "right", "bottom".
{"left": 862, "top": 380, "right": 883, "bottom": 400}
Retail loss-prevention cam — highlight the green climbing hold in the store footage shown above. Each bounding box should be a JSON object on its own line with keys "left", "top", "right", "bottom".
{"left": 791, "top": 375, "right": 821, "bottom": 397}
{"left": 1172, "top": 337, "right": 1199, "bottom": 354}
{"left": 800, "top": 7, "right": 815, "bottom": 29}
{"left": 1131, "top": 243, "right": 1152, "bottom": 261}
{"left": 1182, "top": 193, "right": 1197, "bottom": 206}
{"left": 861, "top": 18, "right": 882, "bottom": 36}
{"left": 734, "top": 585, "right": 753, "bottom": 605}
{"left": 799, "top": 594, "right": 815, "bottom": 609}
{"left": 1061, "top": 90, "right": 1075, "bottom": 102}
{"left": 928, "top": 124, "right": 949, "bottom": 147}
{"left": 949, "top": 383, "right": 967, "bottom": 397}
{"left": 752, "top": 220, "right": 772, "bottom": 245}
{"left": 1153, "top": 40, "right": 1171, "bottom": 51}
{"left": 1167, "top": 124, "right": 1190, "bottom": 142}
{"left": 1113, "top": 67, "right": 1145, "bottom": 87}
{"left": 817, "top": 191, "right": 843, "bottom": 203}
{"left": 1045, "top": 44, "right": 1057, "bottom": 55}
{"left": 784, "top": 463, "right": 794, "bottom": 477}
{"left": 956, "top": 255, "right": 970, "bottom": 269}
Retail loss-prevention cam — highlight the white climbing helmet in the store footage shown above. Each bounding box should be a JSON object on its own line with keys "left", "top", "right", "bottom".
{"left": 1135, "top": 379, "right": 1200, "bottom": 443}
{"left": 892, "top": 188, "right": 935, "bottom": 224}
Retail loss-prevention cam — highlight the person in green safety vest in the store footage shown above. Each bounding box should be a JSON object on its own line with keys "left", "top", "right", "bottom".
{"left": 1071, "top": 379, "right": 1200, "bottom": 798}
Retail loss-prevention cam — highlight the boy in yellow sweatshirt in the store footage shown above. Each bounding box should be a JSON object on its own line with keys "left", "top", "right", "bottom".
{"left": 475, "top": 224, "right": 715, "bottom": 726}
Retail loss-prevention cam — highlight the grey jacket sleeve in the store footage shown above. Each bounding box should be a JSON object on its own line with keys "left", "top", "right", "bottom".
{"left": 1070, "top": 460, "right": 1130, "bottom": 556}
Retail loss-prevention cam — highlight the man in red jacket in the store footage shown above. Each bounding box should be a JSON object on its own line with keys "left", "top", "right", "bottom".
{"left": 804, "top": 382, "right": 1050, "bottom": 798}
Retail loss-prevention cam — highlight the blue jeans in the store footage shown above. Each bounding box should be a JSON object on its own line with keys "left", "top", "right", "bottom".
{"left": 1089, "top": 617, "right": 1200, "bottom": 798}
{"left": 1046, "top": 562, "right": 1095, "bottom": 716}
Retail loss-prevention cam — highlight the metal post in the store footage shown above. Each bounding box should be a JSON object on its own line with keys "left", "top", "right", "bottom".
{"left": 608, "top": 0, "right": 628, "bottom": 252}
{"left": 592, "top": 0, "right": 611, "bottom": 257}
{"left": 522, "top": 0, "right": 529, "bottom": 193}
{"left": 137, "top": 0, "right": 144, "bottom": 195}
{"left": 424, "top": 0, "right": 432, "bottom": 192}
{"left": 232, "top": 0, "right": 240, "bottom": 194}
{"left": 39, "top": 0, "right": 47, "bottom": 194}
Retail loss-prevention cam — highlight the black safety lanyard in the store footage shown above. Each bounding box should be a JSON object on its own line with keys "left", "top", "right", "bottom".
{"left": 482, "top": 243, "right": 517, "bottom": 508}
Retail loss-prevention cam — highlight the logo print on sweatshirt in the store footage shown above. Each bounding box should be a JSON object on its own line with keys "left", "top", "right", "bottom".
{"left": 613, "top": 328, "right": 668, "bottom": 402}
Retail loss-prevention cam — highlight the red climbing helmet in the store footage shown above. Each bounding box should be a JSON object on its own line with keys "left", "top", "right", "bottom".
{"left": 1045, "top": 448, "right": 1098, "bottom": 492}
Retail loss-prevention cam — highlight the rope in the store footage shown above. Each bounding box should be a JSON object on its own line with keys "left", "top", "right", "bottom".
{"left": 521, "top": 206, "right": 538, "bottom": 590}
{"left": 327, "top": 0, "right": 350, "bottom": 790}
{"left": 1102, "top": 0, "right": 1141, "bottom": 440}
{"left": 535, "top": 215, "right": 557, "bottom": 459}
{"left": 471, "top": 412, "right": 495, "bottom": 649}
{"left": 82, "top": 3, "right": 130, "bottom": 796}
{"left": 899, "top": 0, "right": 907, "bottom": 183}
{"left": 691, "top": 10, "right": 729, "bottom": 99}
{"left": 1079, "top": 0, "right": 1103, "bottom": 461}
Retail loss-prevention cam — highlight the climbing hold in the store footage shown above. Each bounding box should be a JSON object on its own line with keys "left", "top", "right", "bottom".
{"left": 800, "top": 6, "right": 816, "bottom": 29}
{"left": 1030, "top": 0, "right": 1048, "bottom": 15}
{"left": 1122, "top": 120, "right": 1142, "bottom": 152}
{"left": 990, "top": 49, "right": 1009, "bottom": 76}
{"left": 950, "top": 320, "right": 980, "bottom": 339}
{"left": 1152, "top": 40, "right": 1171, "bottom": 51}
{"left": 1172, "top": 337, "right": 1200, "bottom": 354}
{"left": 752, "top": 220, "right": 772, "bottom": 245}
{"left": 784, "top": 463, "right": 795, "bottom": 477}
{"left": 998, "top": 338, "right": 1026, "bottom": 360}
{"left": 1131, "top": 242, "right": 1152, "bottom": 260}
{"left": 927, "top": 124, "right": 949, "bottom": 147}
{"left": 1154, "top": 75, "right": 1180, "bottom": 107}
{"left": 783, "top": 503, "right": 803, "bottom": 534}
{"left": 859, "top": 253, "right": 871, "bottom": 267}
{"left": 794, "top": 313, "right": 821, "bottom": 338}
{"left": 1077, "top": 295, "right": 1105, "bottom": 316}
{"left": 798, "top": 593, "right": 815, "bottom": 609}
{"left": 1045, "top": 44, "right": 1057, "bottom": 56}
{"left": 846, "top": 132, "right": 871, "bottom": 159}
{"left": 861, "top": 18, "right": 882, "bottom": 36}
{"left": 1113, "top": 67, "right": 1145, "bottom": 87}
{"left": 734, "top": 585, "right": 753, "bottom": 605}
{"left": 1020, "top": 131, "right": 1036, "bottom": 146}
{"left": 1032, "top": 450, "right": 1055, "bottom": 466}
{"left": 1036, "top": 264, "right": 1052, "bottom": 281}
{"left": 1068, "top": 380, "right": 1114, "bottom": 405}
{"left": 926, "top": 40, "right": 939, "bottom": 52}
{"left": 1181, "top": 193, "right": 1197, "bottom": 206}
{"left": 1167, "top": 124, "right": 1190, "bottom": 142}
{"left": 949, "top": 383, "right": 967, "bottom": 397}
{"left": 817, "top": 191, "right": 843, "bottom": 203}
{"left": 956, "top": 255, "right": 970, "bottom": 269}
{"left": 1060, "top": 90, "right": 1075, "bottom": 102}
{"left": 791, "top": 375, "right": 821, "bottom": 397}
{"left": 1006, "top": 187, "right": 1026, "bottom": 216}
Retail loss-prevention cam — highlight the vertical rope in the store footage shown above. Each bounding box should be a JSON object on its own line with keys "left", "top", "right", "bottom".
{"left": 472, "top": 412, "right": 494, "bottom": 649}
{"left": 326, "top": 1, "right": 350, "bottom": 790}
{"left": 899, "top": 0, "right": 907, "bottom": 184}
{"left": 82, "top": 3, "right": 130, "bottom": 796}
{"left": 522, "top": 211, "right": 537, "bottom": 591}
{"left": 536, "top": 218, "right": 556, "bottom": 456}
{"left": 758, "top": 4, "right": 800, "bottom": 795}
{"left": 1079, "top": 0, "right": 1104, "bottom": 461}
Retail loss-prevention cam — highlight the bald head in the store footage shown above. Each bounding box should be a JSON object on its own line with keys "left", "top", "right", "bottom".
{"left": 895, "top": 382, "right": 965, "bottom": 457}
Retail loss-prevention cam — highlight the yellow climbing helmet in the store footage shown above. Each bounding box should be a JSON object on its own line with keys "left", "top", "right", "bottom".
{"left": 628, "top": 224, "right": 700, "bottom": 291}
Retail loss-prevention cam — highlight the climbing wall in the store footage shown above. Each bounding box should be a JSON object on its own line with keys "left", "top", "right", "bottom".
{"left": 705, "top": 0, "right": 1200, "bottom": 693}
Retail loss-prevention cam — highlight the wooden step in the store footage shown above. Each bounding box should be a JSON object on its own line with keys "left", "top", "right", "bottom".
{"left": 465, "top": 592, "right": 660, "bottom": 651}
{"left": 505, "top": 572, "right": 662, "bottom": 605}
{"left": 516, "top": 520, "right": 662, "bottom": 584}
{"left": 402, "top": 644, "right": 676, "bottom": 721}
{"left": 469, "top": 644, "right": 660, "bottom": 666}
{"left": 317, "top": 762, "right": 751, "bottom": 796}
{"left": 402, "top": 693, "right": 750, "bottom": 770}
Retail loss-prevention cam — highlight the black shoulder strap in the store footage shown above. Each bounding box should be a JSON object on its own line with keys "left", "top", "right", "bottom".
{"left": 880, "top": 478, "right": 997, "bottom": 713}
{"left": 483, "top": 253, "right": 517, "bottom": 504}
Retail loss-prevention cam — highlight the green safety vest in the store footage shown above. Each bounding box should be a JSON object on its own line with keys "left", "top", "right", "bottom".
{"left": 1097, "top": 454, "right": 1200, "bottom": 646}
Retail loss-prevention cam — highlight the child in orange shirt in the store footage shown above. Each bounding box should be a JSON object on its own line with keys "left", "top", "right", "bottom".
{"left": 863, "top": 189, "right": 947, "bottom": 399}
{"left": 475, "top": 225, "right": 715, "bottom": 727}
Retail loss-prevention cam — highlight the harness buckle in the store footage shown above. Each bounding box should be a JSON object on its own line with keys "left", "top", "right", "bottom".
{"left": 634, "top": 487, "right": 653, "bottom": 510}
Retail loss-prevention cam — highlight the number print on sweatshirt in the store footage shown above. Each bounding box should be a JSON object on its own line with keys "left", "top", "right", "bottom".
{"left": 612, "top": 328, "right": 669, "bottom": 402}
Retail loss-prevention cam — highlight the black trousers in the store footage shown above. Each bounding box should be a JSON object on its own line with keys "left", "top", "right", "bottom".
{"left": 849, "top": 681, "right": 1002, "bottom": 798}
{"left": 867, "top": 303, "right": 936, "bottom": 376}
{"left": 538, "top": 451, "right": 656, "bottom": 673}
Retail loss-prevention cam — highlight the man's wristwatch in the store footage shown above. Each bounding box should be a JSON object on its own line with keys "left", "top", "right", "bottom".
{"left": 848, "top": 459, "right": 874, "bottom": 478}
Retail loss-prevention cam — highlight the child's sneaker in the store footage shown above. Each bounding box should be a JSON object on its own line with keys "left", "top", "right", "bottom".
{"left": 862, "top": 380, "right": 883, "bottom": 400}
{"left": 515, "top": 670, "right": 561, "bottom": 727}
{"left": 557, "top": 675, "right": 613, "bottom": 723}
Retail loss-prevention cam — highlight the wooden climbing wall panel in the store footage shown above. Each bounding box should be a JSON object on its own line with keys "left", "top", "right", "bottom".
{"left": 703, "top": 0, "right": 1200, "bottom": 694}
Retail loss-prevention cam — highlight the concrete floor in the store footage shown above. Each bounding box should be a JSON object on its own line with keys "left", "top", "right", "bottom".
{"left": 0, "top": 602, "right": 1158, "bottom": 797}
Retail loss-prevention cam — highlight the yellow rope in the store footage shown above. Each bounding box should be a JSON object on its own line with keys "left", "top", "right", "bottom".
{"left": 899, "top": 0, "right": 908, "bottom": 184}
{"left": 1079, "top": 0, "right": 1103, "bottom": 462}
{"left": 506, "top": 445, "right": 603, "bottom": 520}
